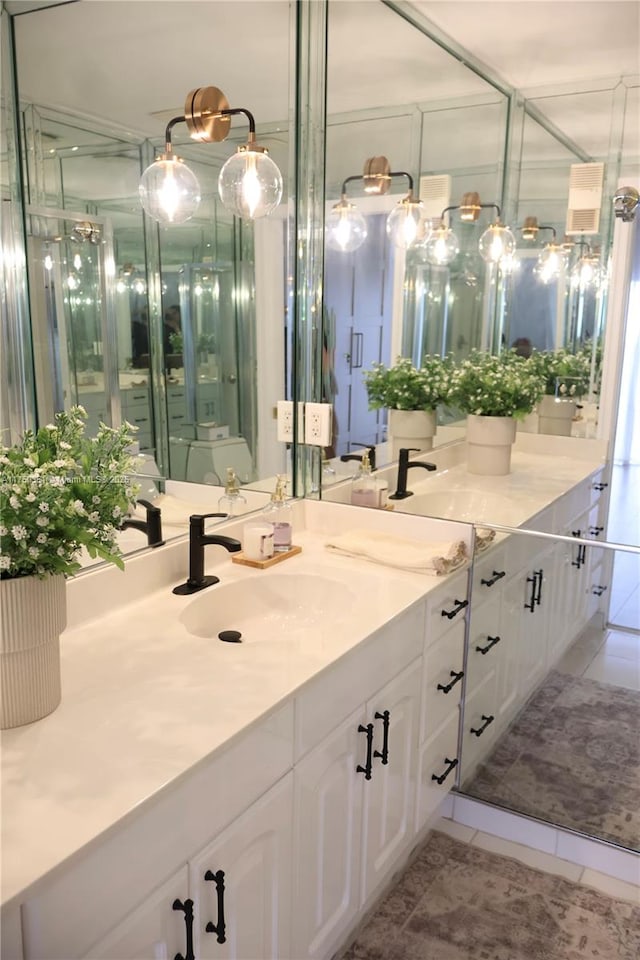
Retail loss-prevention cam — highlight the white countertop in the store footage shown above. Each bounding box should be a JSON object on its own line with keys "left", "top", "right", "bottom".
{"left": 0, "top": 500, "right": 471, "bottom": 907}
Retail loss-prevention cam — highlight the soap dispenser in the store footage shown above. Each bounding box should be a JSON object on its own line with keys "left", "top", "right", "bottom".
{"left": 218, "top": 467, "right": 248, "bottom": 516}
{"left": 350, "top": 451, "right": 387, "bottom": 508}
{"left": 263, "top": 475, "right": 293, "bottom": 553}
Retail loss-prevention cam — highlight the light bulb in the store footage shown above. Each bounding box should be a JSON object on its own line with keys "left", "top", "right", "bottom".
{"left": 386, "top": 196, "right": 424, "bottom": 249}
{"left": 43, "top": 254, "right": 53, "bottom": 271}
{"left": 478, "top": 221, "right": 516, "bottom": 263}
{"left": 218, "top": 147, "right": 283, "bottom": 219}
{"left": 66, "top": 272, "right": 79, "bottom": 290}
{"left": 571, "top": 256, "right": 604, "bottom": 291}
{"left": 139, "top": 154, "right": 201, "bottom": 224}
{"left": 536, "top": 244, "right": 564, "bottom": 284}
{"left": 116, "top": 279, "right": 127, "bottom": 293}
{"left": 73, "top": 253, "right": 82, "bottom": 270}
{"left": 424, "top": 223, "right": 460, "bottom": 265}
{"left": 325, "top": 199, "right": 367, "bottom": 252}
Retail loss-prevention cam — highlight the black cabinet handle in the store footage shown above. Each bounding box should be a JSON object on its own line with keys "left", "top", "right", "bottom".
{"left": 476, "top": 635, "right": 501, "bottom": 655}
{"left": 470, "top": 714, "right": 494, "bottom": 737}
{"left": 592, "top": 481, "right": 608, "bottom": 491}
{"left": 373, "top": 710, "right": 390, "bottom": 765}
{"left": 589, "top": 525, "right": 604, "bottom": 537}
{"left": 204, "top": 869, "right": 226, "bottom": 943}
{"left": 525, "top": 574, "right": 537, "bottom": 612}
{"left": 571, "top": 542, "right": 586, "bottom": 569}
{"left": 480, "top": 570, "right": 506, "bottom": 587}
{"left": 357, "top": 722, "right": 374, "bottom": 780}
{"left": 534, "top": 568, "right": 543, "bottom": 606}
{"left": 437, "top": 670, "right": 464, "bottom": 693}
{"left": 592, "top": 584, "right": 608, "bottom": 596}
{"left": 431, "top": 757, "right": 458, "bottom": 785}
{"left": 441, "top": 598, "right": 469, "bottom": 620}
{"left": 172, "top": 898, "right": 195, "bottom": 960}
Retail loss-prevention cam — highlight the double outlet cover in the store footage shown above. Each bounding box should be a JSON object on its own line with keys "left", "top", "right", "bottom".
{"left": 276, "top": 401, "right": 333, "bottom": 446}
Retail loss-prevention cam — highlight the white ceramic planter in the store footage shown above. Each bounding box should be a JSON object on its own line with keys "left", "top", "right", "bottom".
{"left": 466, "top": 414, "right": 517, "bottom": 476}
{"left": 0, "top": 574, "right": 66, "bottom": 729}
{"left": 388, "top": 409, "right": 437, "bottom": 461}
{"left": 537, "top": 394, "right": 577, "bottom": 436}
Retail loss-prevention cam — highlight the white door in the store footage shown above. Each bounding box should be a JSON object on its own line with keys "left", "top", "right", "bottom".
{"left": 82, "top": 867, "right": 189, "bottom": 960}
{"left": 360, "top": 660, "right": 421, "bottom": 905}
{"left": 292, "top": 707, "right": 366, "bottom": 960}
{"left": 190, "top": 776, "right": 293, "bottom": 960}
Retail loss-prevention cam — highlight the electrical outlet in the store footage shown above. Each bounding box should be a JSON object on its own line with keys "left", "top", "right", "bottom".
{"left": 276, "top": 400, "right": 294, "bottom": 442}
{"left": 305, "top": 402, "right": 333, "bottom": 446}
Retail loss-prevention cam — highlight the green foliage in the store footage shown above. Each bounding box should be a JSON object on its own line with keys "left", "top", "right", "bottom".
{"left": 528, "top": 345, "right": 593, "bottom": 398}
{"left": 363, "top": 355, "right": 453, "bottom": 411}
{"left": 0, "top": 407, "right": 139, "bottom": 579}
{"left": 448, "top": 349, "right": 544, "bottom": 419}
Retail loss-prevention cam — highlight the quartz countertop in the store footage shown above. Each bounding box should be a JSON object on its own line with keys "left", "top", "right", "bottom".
{"left": 0, "top": 501, "right": 471, "bottom": 907}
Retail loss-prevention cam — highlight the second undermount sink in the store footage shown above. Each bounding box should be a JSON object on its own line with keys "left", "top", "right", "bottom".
{"left": 394, "top": 490, "right": 526, "bottom": 526}
{"left": 179, "top": 572, "right": 357, "bottom": 643}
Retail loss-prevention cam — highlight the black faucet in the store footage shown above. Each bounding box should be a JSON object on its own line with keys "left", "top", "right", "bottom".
{"left": 120, "top": 499, "right": 164, "bottom": 547}
{"left": 388, "top": 448, "right": 437, "bottom": 500}
{"left": 173, "top": 513, "right": 241, "bottom": 595}
{"left": 340, "top": 444, "right": 376, "bottom": 470}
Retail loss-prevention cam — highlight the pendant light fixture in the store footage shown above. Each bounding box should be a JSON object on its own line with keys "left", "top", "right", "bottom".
{"left": 326, "top": 156, "right": 424, "bottom": 253}
{"left": 422, "top": 193, "right": 515, "bottom": 266}
{"left": 570, "top": 241, "right": 605, "bottom": 291}
{"left": 139, "top": 86, "right": 283, "bottom": 224}
{"left": 516, "top": 217, "right": 566, "bottom": 283}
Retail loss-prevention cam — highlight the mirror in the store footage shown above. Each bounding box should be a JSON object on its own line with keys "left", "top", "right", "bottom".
{"left": 12, "top": 0, "right": 294, "bottom": 564}
{"left": 457, "top": 525, "right": 640, "bottom": 853}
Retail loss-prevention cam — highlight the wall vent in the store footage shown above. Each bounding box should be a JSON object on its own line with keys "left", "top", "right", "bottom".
{"left": 565, "top": 162, "right": 605, "bottom": 235}
{"left": 419, "top": 174, "right": 451, "bottom": 221}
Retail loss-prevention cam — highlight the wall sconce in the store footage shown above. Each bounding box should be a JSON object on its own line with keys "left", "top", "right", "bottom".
{"left": 139, "top": 86, "right": 283, "bottom": 224}
{"left": 516, "top": 217, "right": 566, "bottom": 283}
{"left": 421, "top": 194, "right": 515, "bottom": 266}
{"left": 326, "top": 156, "right": 424, "bottom": 253}
{"left": 570, "top": 241, "right": 605, "bottom": 292}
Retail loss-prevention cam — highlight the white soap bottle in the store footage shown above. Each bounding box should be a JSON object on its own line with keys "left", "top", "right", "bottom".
{"left": 218, "top": 467, "right": 248, "bottom": 516}
{"left": 263, "top": 475, "right": 293, "bottom": 553}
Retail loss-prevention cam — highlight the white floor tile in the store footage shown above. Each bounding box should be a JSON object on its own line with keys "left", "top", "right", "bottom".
{"left": 471, "top": 830, "right": 583, "bottom": 882}
{"left": 582, "top": 652, "right": 640, "bottom": 689}
{"left": 556, "top": 832, "right": 640, "bottom": 886}
{"left": 451, "top": 796, "right": 557, "bottom": 854}
{"left": 580, "top": 867, "right": 640, "bottom": 904}
{"left": 434, "top": 817, "right": 476, "bottom": 844}
{"left": 601, "top": 629, "right": 640, "bottom": 662}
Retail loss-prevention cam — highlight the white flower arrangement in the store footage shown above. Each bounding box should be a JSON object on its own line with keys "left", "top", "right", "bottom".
{"left": 0, "top": 407, "right": 139, "bottom": 579}
{"left": 448, "top": 349, "right": 544, "bottom": 419}
{"left": 364, "top": 355, "right": 453, "bottom": 411}
{"left": 528, "top": 345, "right": 593, "bottom": 398}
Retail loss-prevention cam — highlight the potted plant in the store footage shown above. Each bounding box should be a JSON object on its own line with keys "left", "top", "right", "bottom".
{"left": 528, "top": 346, "right": 593, "bottom": 436}
{"left": 0, "top": 407, "right": 138, "bottom": 728}
{"left": 448, "top": 350, "right": 544, "bottom": 475}
{"left": 364, "top": 354, "right": 452, "bottom": 459}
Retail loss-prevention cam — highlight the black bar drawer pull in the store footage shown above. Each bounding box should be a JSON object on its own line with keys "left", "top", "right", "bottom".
{"left": 480, "top": 570, "right": 506, "bottom": 587}
{"left": 373, "top": 710, "right": 390, "bottom": 765}
{"left": 437, "top": 670, "right": 464, "bottom": 693}
{"left": 441, "top": 598, "right": 469, "bottom": 620}
{"left": 470, "top": 714, "right": 494, "bottom": 737}
{"left": 172, "top": 898, "right": 195, "bottom": 960}
{"left": 589, "top": 525, "right": 604, "bottom": 537}
{"left": 592, "top": 481, "right": 608, "bottom": 491}
{"left": 204, "top": 869, "right": 226, "bottom": 943}
{"left": 476, "top": 635, "right": 500, "bottom": 655}
{"left": 533, "top": 569, "right": 543, "bottom": 606}
{"left": 592, "top": 584, "right": 608, "bottom": 596}
{"left": 357, "top": 722, "right": 374, "bottom": 780}
{"left": 525, "top": 574, "right": 537, "bottom": 612}
{"left": 431, "top": 757, "right": 458, "bottom": 785}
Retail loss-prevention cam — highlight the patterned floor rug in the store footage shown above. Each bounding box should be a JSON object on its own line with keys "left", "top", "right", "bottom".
{"left": 461, "top": 670, "right": 640, "bottom": 851}
{"left": 338, "top": 831, "right": 640, "bottom": 960}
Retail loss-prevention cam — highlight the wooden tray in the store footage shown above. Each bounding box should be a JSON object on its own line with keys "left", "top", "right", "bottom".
{"left": 231, "top": 544, "right": 302, "bottom": 569}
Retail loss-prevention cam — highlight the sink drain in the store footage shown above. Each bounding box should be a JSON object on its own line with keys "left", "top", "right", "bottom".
{"left": 218, "top": 630, "right": 242, "bottom": 643}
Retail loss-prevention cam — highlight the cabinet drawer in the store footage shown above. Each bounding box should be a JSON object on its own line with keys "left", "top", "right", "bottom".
{"left": 295, "top": 602, "right": 425, "bottom": 760}
{"left": 415, "top": 711, "right": 460, "bottom": 832}
{"left": 472, "top": 540, "right": 509, "bottom": 595}
{"left": 167, "top": 386, "right": 187, "bottom": 402}
{"left": 460, "top": 672, "right": 498, "bottom": 781}
{"left": 421, "top": 619, "right": 465, "bottom": 742}
{"left": 466, "top": 596, "right": 502, "bottom": 695}
{"left": 122, "top": 389, "right": 149, "bottom": 410}
{"left": 425, "top": 569, "right": 470, "bottom": 648}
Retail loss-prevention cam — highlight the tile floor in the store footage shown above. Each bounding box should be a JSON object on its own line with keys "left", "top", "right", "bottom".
{"left": 556, "top": 622, "right": 640, "bottom": 690}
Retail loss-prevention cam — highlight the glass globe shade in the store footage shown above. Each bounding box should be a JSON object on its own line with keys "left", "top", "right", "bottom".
{"left": 138, "top": 155, "right": 201, "bottom": 224}
{"left": 218, "top": 149, "right": 283, "bottom": 219}
{"left": 536, "top": 244, "right": 564, "bottom": 284}
{"left": 325, "top": 200, "right": 367, "bottom": 252}
{"left": 424, "top": 225, "right": 460, "bottom": 265}
{"left": 478, "top": 222, "right": 516, "bottom": 263}
{"left": 571, "top": 256, "right": 604, "bottom": 291}
{"left": 386, "top": 200, "right": 423, "bottom": 249}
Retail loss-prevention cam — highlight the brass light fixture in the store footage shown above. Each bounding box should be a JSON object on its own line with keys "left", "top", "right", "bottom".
{"left": 515, "top": 218, "right": 566, "bottom": 283}
{"left": 326, "top": 156, "right": 424, "bottom": 253}
{"left": 423, "top": 194, "right": 515, "bottom": 266}
{"left": 139, "top": 86, "right": 283, "bottom": 224}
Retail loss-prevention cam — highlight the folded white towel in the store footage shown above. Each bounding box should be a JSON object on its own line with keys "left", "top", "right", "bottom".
{"left": 325, "top": 529, "right": 469, "bottom": 575}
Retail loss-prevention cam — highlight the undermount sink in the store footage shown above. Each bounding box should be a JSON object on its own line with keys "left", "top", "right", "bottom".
{"left": 179, "top": 572, "right": 356, "bottom": 643}
{"left": 395, "top": 490, "right": 525, "bottom": 526}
